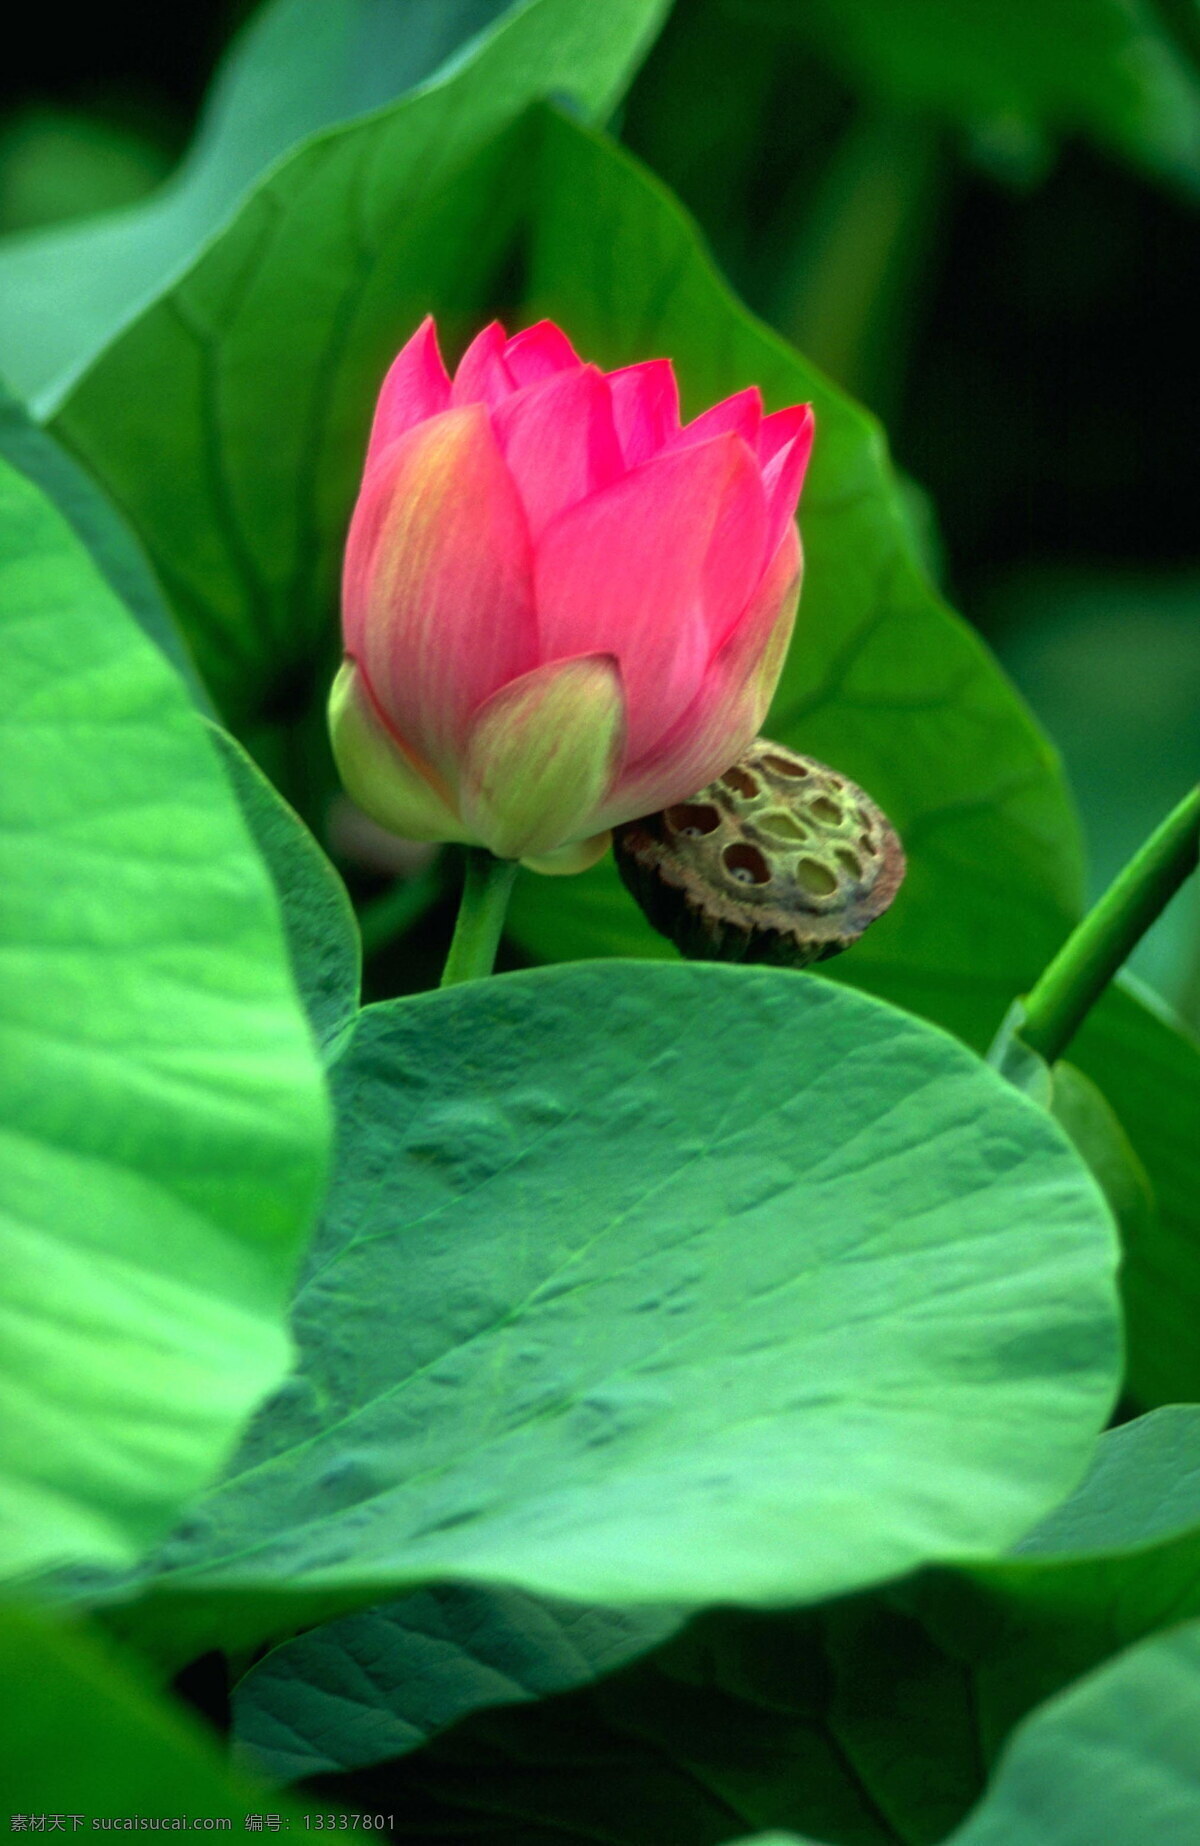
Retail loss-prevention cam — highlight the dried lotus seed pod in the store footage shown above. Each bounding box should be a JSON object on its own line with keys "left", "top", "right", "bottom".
{"left": 613, "top": 739, "right": 905, "bottom": 968}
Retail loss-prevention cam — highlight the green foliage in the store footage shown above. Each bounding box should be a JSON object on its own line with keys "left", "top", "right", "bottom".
{"left": 0, "top": 1604, "right": 310, "bottom": 1819}
{"left": 0, "top": 452, "right": 328, "bottom": 1579}
{"left": 950, "top": 1618, "right": 1200, "bottom": 1846}
{"left": 992, "top": 569, "right": 1200, "bottom": 1015}
{"left": 101, "top": 961, "right": 1117, "bottom": 1671}
{"left": 50, "top": 0, "right": 671, "bottom": 721}
{"left": 233, "top": 1585, "right": 685, "bottom": 1781}
{"left": 211, "top": 726, "right": 361, "bottom": 1057}
{"left": 974, "top": 584, "right": 1200, "bottom": 1391}
{"left": 0, "top": 389, "right": 209, "bottom": 707}
{"left": 737, "top": 0, "right": 1200, "bottom": 189}
{"left": 732, "top": 1617, "right": 1200, "bottom": 1846}
{"left": 6, "top": 0, "right": 1200, "bottom": 1827}
{"left": 988, "top": 986, "right": 1200, "bottom": 1414}
{"left": 1073, "top": 980, "right": 1200, "bottom": 1405}
{"left": 0, "top": 107, "right": 170, "bottom": 234}
{"left": 236, "top": 1410, "right": 1200, "bottom": 1838}
{"left": 0, "top": 0, "right": 519, "bottom": 407}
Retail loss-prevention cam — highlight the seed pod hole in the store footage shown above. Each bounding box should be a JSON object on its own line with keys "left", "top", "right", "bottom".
{"left": 760, "top": 809, "right": 809, "bottom": 842}
{"left": 796, "top": 858, "right": 838, "bottom": 897}
{"left": 722, "top": 842, "right": 772, "bottom": 885}
{"left": 665, "top": 802, "right": 721, "bottom": 838}
{"left": 721, "top": 766, "right": 760, "bottom": 798}
{"left": 763, "top": 753, "right": 808, "bottom": 778}
{"left": 808, "top": 796, "right": 843, "bottom": 825}
{"left": 836, "top": 848, "right": 862, "bottom": 879}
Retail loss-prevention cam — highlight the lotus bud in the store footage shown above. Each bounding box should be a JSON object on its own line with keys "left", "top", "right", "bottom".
{"left": 330, "top": 316, "right": 814, "bottom": 874}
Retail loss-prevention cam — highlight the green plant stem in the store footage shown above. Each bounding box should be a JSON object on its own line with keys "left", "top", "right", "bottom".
{"left": 1019, "top": 784, "right": 1200, "bottom": 1064}
{"left": 439, "top": 847, "right": 519, "bottom": 987}
{"left": 358, "top": 856, "right": 445, "bottom": 960}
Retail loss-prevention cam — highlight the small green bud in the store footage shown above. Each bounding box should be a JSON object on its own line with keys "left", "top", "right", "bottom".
{"left": 613, "top": 739, "right": 905, "bottom": 967}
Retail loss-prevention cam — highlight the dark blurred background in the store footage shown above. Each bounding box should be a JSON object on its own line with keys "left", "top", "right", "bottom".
{"left": 3, "top": 0, "right": 1197, "bottom": 1013}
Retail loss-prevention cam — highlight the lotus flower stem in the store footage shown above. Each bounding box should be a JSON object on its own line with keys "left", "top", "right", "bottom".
{"left": 439, "top": 848, "right": 520, "bottom": 987}
{"left": 1017, "top": 783, "right": 1200, "bottom": 1065}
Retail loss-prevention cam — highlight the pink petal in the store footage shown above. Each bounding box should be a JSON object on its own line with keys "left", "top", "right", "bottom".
{"left": 533, "top": 433, "right": 756, "bottom": 764}
{"left": 363, "top": 317, "right": 452, "bottom": 472}
{"left": 342, "top": 404, "right": 536, "bottom": 777}
{"left": 699, "top": 440, "right": 768, "bottom": 652}
{"left": 758, "top": 403, "right": 812, "bottom": 465}
{"left": 503, "top": 320, "right": 583, "bottom": 385}
{"left": 759, "top": 404, "right": 815, "bottom": 550}
{"left": 451, "top": 321, "right": 516, "bottom": 409}
{"left": 599, "top": 523, "right": 801, "bottom": 828}
{"left": 673, "top": 386, "right": 763, "bottom": 453}
{"left": 606, "top": 359, "right": 680, "bottom": 465}
{"left": 491, "top": 364, "right": 624, "bottom": 542}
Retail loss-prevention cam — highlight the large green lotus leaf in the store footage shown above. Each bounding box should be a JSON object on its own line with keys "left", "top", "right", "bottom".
{"left": 731, "top": 1618, "right": 1200, "bottom": 1846}
{"left": 505, "top": 109, "right": 1082, "bottom": 1055}
{"left": 253, "top": 1410, "right": 1200, "bottom": 1837}
{"left": 884, "top": 1406, "right": 1200, "bottom": 1838}
{"left": 1073, "top": 978, "right": 1200, "bottom": 1406}
{"left": 1010, "top": 1402, "right": 1200, "bottom": 1553}
{"left": 232, "top": 1585, "right": 686, "bottom": 1781}
{"left": 238, "top": 1413, "right": 1200, "bottom": 1792}
{"left": 0, "top": 0, "right": 518, "bottom": 407}
{"left": 0, "top": 454, "right": 328, "bottom": 1580}
{"left": 0, "top": 387, "right": 208, "bottom": 708}
{"left": 929, "top": 1620, "right": 1200, "bottom": 1846}
{"left": 734, "top": 0, "right": 1200, "bottom": 191}
{"left": 0, "top": 1604, "right": 311, "bottom": 1820}
{"left": 51, "top": 0, "right": 671, "bottom": 721}
{"left": 210, "top": 726, "right": 361, "bottom": 1058}
{"left": 102, "top": 962, "right": 1117, "bottom": 1670}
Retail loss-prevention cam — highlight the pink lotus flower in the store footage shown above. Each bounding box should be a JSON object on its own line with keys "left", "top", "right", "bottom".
{"left": 329, "top": 316, "right": 813, "bottom": 874}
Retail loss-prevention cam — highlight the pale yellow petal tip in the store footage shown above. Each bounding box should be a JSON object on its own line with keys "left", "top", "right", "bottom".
{"left": 521, "top": 831, "right": 612, "bottom": 877}
{"left": 462, "top": 653, "right": 624, "bottom": 860}
{"left": 328, "top": 660, "right": 470, "bottom": 845}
